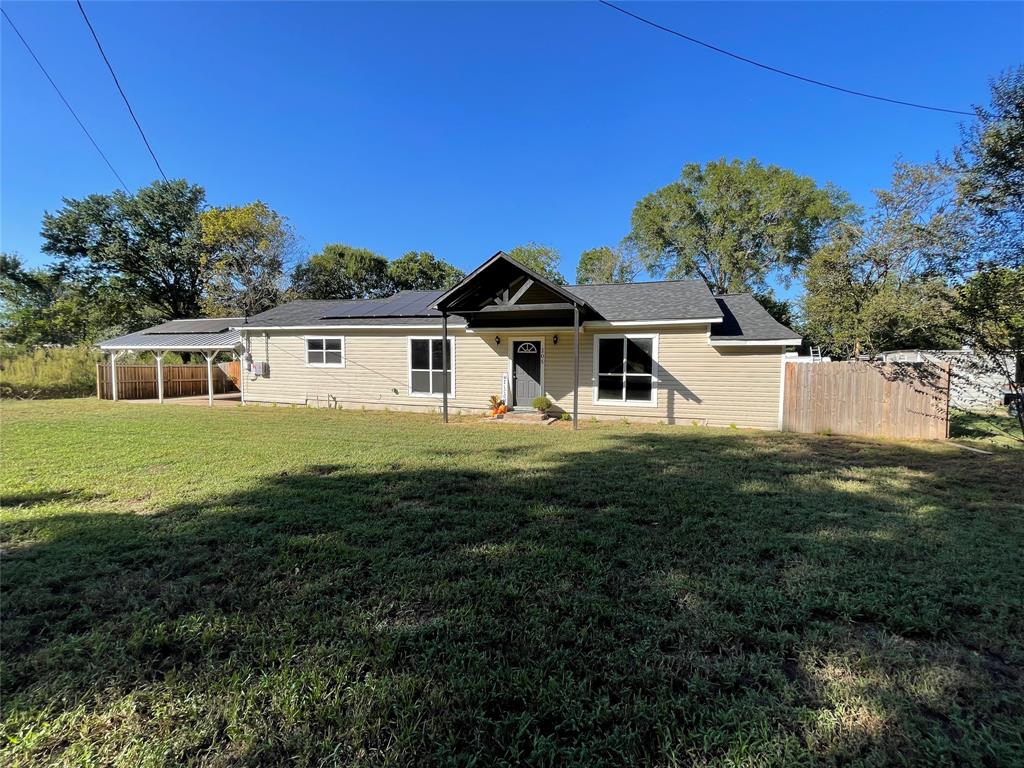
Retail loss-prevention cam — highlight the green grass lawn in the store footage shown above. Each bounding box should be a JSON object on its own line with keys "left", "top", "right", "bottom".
{"left": 2, "top": 400, "right": 1022, "bottom": 767}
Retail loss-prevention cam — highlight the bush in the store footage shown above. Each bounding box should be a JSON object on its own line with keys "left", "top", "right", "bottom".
{"left": 531, "top": 395, "right": 552, "bottom": 413}
{"left": 0, "top": 347, "right": 102, "bottom": 399}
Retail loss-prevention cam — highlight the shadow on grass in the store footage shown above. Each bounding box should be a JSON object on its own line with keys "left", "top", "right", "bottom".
{"left": 3, "top": 430, "right": 1023, "bottom": 766}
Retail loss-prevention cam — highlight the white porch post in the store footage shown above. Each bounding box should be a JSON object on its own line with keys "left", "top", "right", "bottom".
{"left": 155, "top": 351, "right": 165, "bottom": 404}
{"left": 110, "top": 351, "right": 120, "bottom": 401}
{"left": 572, "top": 305, "right": 580, "bottom": 431}
{"left": 205, "top": 351, "right": 215, "bottom": 406}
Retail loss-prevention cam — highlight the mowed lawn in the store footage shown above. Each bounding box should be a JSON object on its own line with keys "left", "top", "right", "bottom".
{"left": 2, "top": 401, "right": 1022, "bottom": 767}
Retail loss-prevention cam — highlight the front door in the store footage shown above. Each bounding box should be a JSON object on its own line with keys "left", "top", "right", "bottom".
{"left": 512, "top": 340, "right": 542, "bottom": 408}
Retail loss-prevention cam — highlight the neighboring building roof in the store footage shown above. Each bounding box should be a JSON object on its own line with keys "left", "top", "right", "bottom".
{"left": 568, "top": 280, "right": 722, "bottom": 322}
{"left": 709, "top": 295, "right": 801, "bottom": 343}
{"left": 98, "top": 318, "right": 244, "bottom": 350}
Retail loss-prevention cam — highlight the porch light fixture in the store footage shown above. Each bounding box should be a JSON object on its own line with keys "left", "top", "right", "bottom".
{"left": 553, "top": 335, "right": 559, "bottom": 345}
{"left": 495, "top": 335, "right": 501, "bottom": 345}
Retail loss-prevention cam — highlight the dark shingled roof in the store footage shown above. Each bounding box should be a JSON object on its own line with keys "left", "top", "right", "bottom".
{"left": 710, "top": 294, "right": 801, "bottom": 341}
{"left": 321, "top": 290, "right": 445, "bottom": 318}
{"left": 215, "top": 283, "right": 795, "bottom": 342}
{"left": 242, "top": 298, "right": 461, "bottom": 328}
{"left": 567, "top": 280, "right": 722, "bottom": 322}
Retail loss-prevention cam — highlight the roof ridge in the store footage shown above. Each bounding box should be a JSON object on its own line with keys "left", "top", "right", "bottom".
{"left": 568, "top": 278, "right": 708, "bottom": 288}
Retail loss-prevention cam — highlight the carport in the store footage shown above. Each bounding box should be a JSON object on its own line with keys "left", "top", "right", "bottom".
{"left": 97, "top": 318, "right": 244, "bottom": 406}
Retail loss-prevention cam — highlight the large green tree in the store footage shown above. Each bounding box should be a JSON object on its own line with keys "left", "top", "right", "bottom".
{"left": 0, "top": 253, "right": 148, "bottom": 347}
{"left": 953, "top": 267, "right": 1024, "bottom": 439}
{"left": 388, "top": 251, "right": 464, "bottom": 291}
{"left": 802, "top": 163, "right": 967, "bottom": 357}
{"left": 575, "top": 245, "right": 640, "bottom": 285}
{"left": 628, "top": 158, "right": 852, "bottom": 294}
{"left": 40, "top": 180, "right": 211, "bottom": 319}
{"left": 506, "top": 243, "right": 567, "bottom": 285}
{"left": 201, "top": 201, "right": 293, "bottom": 317}
{"left": 955, "top": 67, "right": 1023, "bottom": 270}
{"left": 289, "top": 244, "right": 393, "bottom": 300}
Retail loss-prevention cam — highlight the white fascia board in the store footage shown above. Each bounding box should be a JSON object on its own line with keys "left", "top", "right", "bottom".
{"left": 98, "top": 343, "right": 240, "bottom": 351}
{"left": 234, "top": 324, "right": 463, "bottom": 332}
{"left": 465, "top": 326, "right": 576, "bottom": 333}
{"left": 584, "top": 318, "right": 721, "bottom": 328}
{"left": 709, "top": 338, "right": 802, "bottom": 347}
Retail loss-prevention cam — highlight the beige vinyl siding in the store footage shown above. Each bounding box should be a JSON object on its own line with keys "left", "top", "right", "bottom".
{"left": 243, "top": 325, "right": 784, "bottom": 429}
{"left": 243, "top": 329, "right": 506, "bottom": 413}
{"left": 542, "top": 327, "right": 782, "bottom": 429}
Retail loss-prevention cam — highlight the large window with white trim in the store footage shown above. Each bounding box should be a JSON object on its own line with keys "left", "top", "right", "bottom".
{"left": 594, "top": 335, "right": 657, "bottom": 404}
{"left": 409, "top": 338, "right": 453, "bottom": 396}
{"left": 305, "top": 336, "right": 345, "bottom": 367}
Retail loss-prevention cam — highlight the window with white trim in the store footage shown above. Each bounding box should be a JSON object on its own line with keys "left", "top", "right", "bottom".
{"left": 595, "top": 335, "right": 656, "bottom": 404}
{"left": 409, "top": 338, "right": 453, "bottom": 396}
{"left": 306, "top": 336, "right": 345, "bottom": 367}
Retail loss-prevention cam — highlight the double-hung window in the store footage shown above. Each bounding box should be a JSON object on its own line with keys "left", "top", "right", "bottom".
{"left": 594, "top": 335, "right": 657, "bottom": 405}
{"left": 306, "top": 336, "right": 345, "bottom": 367}
{"left": 409, "top": 338, "right": 453, "bottom": 396}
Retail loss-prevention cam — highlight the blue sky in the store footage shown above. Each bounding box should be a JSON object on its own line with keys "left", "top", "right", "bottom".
{"left": 2, "top": 1, "right": 1021, "bottom": 298}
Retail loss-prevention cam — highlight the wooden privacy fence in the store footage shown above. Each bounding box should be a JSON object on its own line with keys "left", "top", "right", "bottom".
{"left": 783, "top": 361, "right": 950, "bottom": 440}
{"left": 96, "top": 364, "right": 238, "bottom": 400}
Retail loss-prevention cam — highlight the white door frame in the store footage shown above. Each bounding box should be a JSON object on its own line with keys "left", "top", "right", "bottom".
{"left": 506, "top": 337, "right": 545, "bottom": 409}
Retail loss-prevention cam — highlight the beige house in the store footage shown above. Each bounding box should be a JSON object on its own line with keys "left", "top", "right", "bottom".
{"left": 233, "top": 253, "right": 800, "bottom": 429}
{"left": 99, "top": 253, "right": 800, "bottom": 428}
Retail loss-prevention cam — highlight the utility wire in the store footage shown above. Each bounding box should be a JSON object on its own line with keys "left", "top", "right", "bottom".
{"left": 1, "top": 8, "right": 130, "bottom": 192}
{"left": 598, "top": 1, "right": 975, "bottom": 117}
{"left": 76, "top": 0, "right": 169, "bottom": 180}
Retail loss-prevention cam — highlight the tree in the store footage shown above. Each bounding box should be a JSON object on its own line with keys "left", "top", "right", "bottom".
{"left": 628, "top": 158, "right": 852, "bottom": 294}
{"left": 289, "top": 244, "right": 393, "bottom": 300}
{"left": 201, "top": 201, "right": 293, "bottom": 318}
{"left": 40, "top": 180, "right": 211, "bottom": 320}
{"left": 388, "top": 251, "right": 464, "bottom": 291}
{"left": 752, "top": 291, "right": 797, "bottom": 329}
{"left": 802, "top": 163, "right": 968, "bottom": 357}
{"left": 955, "top": 67, "right": 1023, "bottom": 270}
{"left": 1, "top": 253, "right": 148, "bottom": 347}
{"left": 575, "top": 245, "right": 641, "bottom": 284}
{"left": 953, "top": 267, "right": 1024, "bottom": 440}
{"left": 506, "top": 243, "right": 567, "bottom": 285}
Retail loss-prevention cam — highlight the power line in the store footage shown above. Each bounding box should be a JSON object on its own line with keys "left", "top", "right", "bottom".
{"left": 598, "top": 1, "right": 975, "bottom": 117}
{"left": 76, "top": 0, "right": 169, "bottom": 180}
{"left": 1, "top": 8, "right": 130, "bottom": 193}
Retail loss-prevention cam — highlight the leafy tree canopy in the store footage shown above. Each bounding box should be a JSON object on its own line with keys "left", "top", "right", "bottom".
{"left": 628, "top": 158, "right": 853, "bottom": 294}
{"left": 1, "top": 253, "right": 150, "bottom": 347}
{"left": 289, "top": 244, "right": 393, "bottom": 300}
{"left": 955, "top": 67, "right": 1024, "bottom": 270}
{"left": 953, "top": 266, "right": 1024, "bottom": 439}
{"left": 575, "top": 245, "right": 641, "bottom": 285}
{"left": 506, "top": 243, "right": 567, "bottom": 285}
{"left": 40, "top": 179, "right": 210, "bottom": 320}
{"left": 201, "top": 201, "right": 293, "bottom": 318}
{"left": 802, "top": 163, "right": 967, "bottom": 357}
{"left": 388, "top": 251, "right": 464, "bottom": 291}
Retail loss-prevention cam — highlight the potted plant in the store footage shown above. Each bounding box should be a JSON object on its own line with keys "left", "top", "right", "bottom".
{"left": 488, "top": 394, "right": 506, "bottom": 418}
{"left": 531, "top": 395, "right": 552, "bottom": 419}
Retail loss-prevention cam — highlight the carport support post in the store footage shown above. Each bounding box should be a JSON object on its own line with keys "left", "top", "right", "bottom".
{"left": 573, "top": 305, "right": 580, "bottom": 431}
{"left": 110, "top": 351, "right": 120, "bottom": 401}
{"left": 205, "top": 351, "right": 215, "bottom": 406}
{"left": 441, "top": 312, "right": 449, "bottom": 424}
{"left": 155, "top": 351, "right": 165, "bottom": 404}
